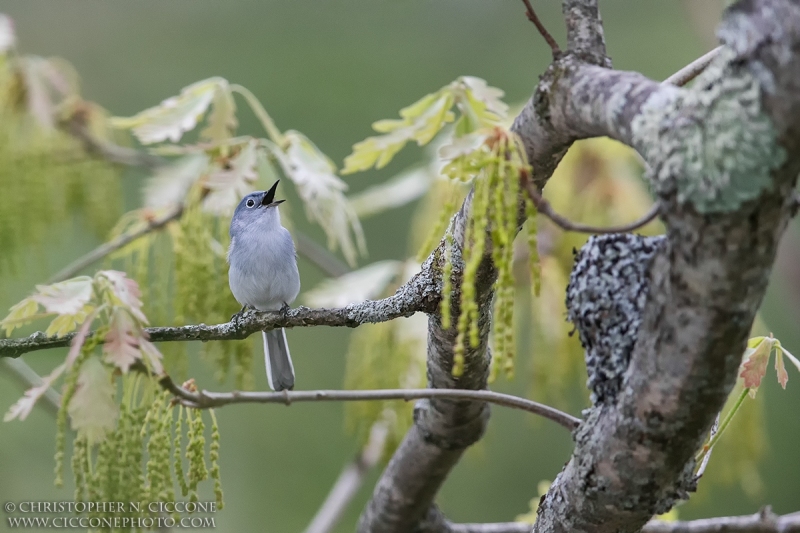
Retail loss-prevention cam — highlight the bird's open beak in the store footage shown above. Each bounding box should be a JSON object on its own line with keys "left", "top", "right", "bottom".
{"left": 261, "top": 180, "right": 280, "bottom": 206}
{"left": 267, "top": 200, "right": 285, "bottom": 208}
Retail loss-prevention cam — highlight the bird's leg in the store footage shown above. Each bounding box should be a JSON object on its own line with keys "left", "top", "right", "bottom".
{"left": 230, "top": 304, "right": 249, "bottom": 323}
{"left": 279, "top": 302, "right": 291, "bottom": 319}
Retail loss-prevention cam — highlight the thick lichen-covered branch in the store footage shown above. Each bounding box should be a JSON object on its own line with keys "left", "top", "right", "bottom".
{"left": 532, "top": 1, "right": 800, "bottom": 532}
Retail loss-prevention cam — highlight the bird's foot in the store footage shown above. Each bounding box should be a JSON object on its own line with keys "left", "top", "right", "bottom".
{"left": 280, "top": 302, "right": 291, "bottom": 318}
{"left": 230, "top": 305, "right": 249, "bottom": 323}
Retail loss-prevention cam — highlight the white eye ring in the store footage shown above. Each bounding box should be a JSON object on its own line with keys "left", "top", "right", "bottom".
{"left": 246, "top": 199, "right": 255, "bottom": 208}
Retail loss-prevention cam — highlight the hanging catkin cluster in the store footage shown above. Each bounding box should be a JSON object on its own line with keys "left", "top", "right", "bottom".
{"left": 439, "top": 129, "right": 540, "bottom": 380}
{"left": 63, "top": 381, "right": 224, "bottom": 529}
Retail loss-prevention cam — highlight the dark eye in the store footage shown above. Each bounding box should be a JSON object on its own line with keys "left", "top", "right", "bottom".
{"left": 245, "top": 199, "right": 255, "bottom": 208}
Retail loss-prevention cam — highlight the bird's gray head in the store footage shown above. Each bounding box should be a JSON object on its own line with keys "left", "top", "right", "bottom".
{"left": 230, "top": 180, "right": 286, "bottom": 236}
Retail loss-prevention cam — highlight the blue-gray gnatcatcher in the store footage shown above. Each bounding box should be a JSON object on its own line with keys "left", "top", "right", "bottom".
{"left": 227, "top": 180, "right": 300, "bottom": 391}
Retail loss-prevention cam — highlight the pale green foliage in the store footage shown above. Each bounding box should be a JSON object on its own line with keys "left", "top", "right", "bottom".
{"left": 349, "top": 166, "right": 433, "bottom": 218}
{"left": 0, "top": 14, "right": 14, "bottom": 53}
{"left": 144, "top": 153, "right": 211, "bottom": 209}
{"left": 2, "top": 271, "right": 163, "bottom": 423}
{"left": 344, "top": 313, "right": 427, "bottom": 459}
{"left": 740, "top": 334, "right": 800, "bottom": 394}
{"left": 443, "top": 129, "right": 530, "bottom": 380}
{"left": 203, "top": 138, "right": 259, "bottom": 215}
{"left": 67, "top": 356, "right": 118, "bottom": 445}
{"left": 307, "top": 260, "right": 426, "bottom": 458}
{"left": 272, "top": 131, "right": 365, "bottom": 265}
{"left": 64, "top": 380, "right": 222, "bottom": 526}
{"left": 111, "top": 76, "right": 366, "bottom": 265}
{"left": 304, "top": 260, "right": 405, "bottom": 308}
{"left": 111, "top": 77, "right": 229, "bottom": 144}
{"left": 0, "top": 48, "right": 122, "bottom": 275}
{"left": 342, "top": 76, "right": 507, "bottom": 174}
{"left": 342, "top": 77, "right": 529, "bottom": 380}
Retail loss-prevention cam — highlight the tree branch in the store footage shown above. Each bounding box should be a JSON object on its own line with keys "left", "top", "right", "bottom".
{"left": 663, "top": 46, "right": 723, "bottom": 87}
{"left": 0, "top": 266, "right": 439, "bottom": 359}
{"left": 562, "top": 0, "right": 608, "bottom": 65}
{"left": 0, "top": 358, "right": 61, "bottom": 416}
{"left": 413, "top": 508, "right": 800, "bottom": 533}
{"left": 520, "top": 0, "right": 561, "bottom": 56}
{"left": 642, "top": 509, "right": 800, "bottom": 533}
{"left": 64, "top": 112, "right": 166, "bottom": 170}
{"left": 531, "top": 1, "right": 800, "bottom": 532}
{"left": 524, "top": 178, "right": 660, "bottom": 234}
{"left": 304, "top": 423, "right": 389, "bottom": 533}
{"left": 46, "top": 204, "right": 184, "bottom": 284}
{"left": 159, "top": 377, "right": 580, "bottom": 430}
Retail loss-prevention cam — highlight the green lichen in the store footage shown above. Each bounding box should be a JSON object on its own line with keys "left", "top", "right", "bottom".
{"left": 633, "top": 47, "right": 785, "bottom": 214}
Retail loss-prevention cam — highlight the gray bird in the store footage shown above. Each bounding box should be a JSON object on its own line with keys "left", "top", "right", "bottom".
{"left": 227, "top": 181, "right": 300, "bottom": 391}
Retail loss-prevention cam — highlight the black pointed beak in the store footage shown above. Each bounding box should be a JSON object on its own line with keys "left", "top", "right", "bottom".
{"left": 261, "top": 180, "right": 280, "bottom": 206}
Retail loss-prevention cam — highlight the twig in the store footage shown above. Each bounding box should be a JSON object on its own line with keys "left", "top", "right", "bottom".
{"left": 520, "top": 0, "right": 560, "bottom": 56}
{"left": 523, "top": 177, "right": 660, "bottom": 234}
{"left": 663, "top": 46, "right": 723, "bottom": 87}
{"left": 65, "top": 116, "right": 165, "bottom": 170}
{"left": 642, "top": 508, "right": 800, "bottom": 533}
{"left": 158, "top": 376, "right": 581, "bottom": 431}
{"left": 516, "top": 46, "right": 720, "bottom": 237}
{"left": 295, "top": 231, "right": 351, "bottom": 278}
{"left": 47, "top": 205, "right": 184, "bottom": 284}
{"left": 0, "top": 358, "right": 61, "bottom": 416}
{"left": 0, "top": 265, "right": 440, "bottom": 359}
{"left": 304, "top": 423, "right": 389, "bottom": 533}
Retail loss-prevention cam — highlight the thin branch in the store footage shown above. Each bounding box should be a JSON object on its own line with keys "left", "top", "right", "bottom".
{"left": 47, "top": 204, "right": 184, "bottom": 284}
{"left": 295, "top": 230, "right": 352, "bottom": 278}
{"left": 663, "top": 46, "right": 723, "bottom": 87}
{"left": 159, "top": 377, "right": 581, "bottom": 430}
{"left": 65, "top": 115, "right": 165, "bottom": 170}
{"left": 520, "top": 0, "right": 561, "bottom": 56}
{"left": 516, "top": 46, "right": 719, "bottom": 237}
{"left": 304, "top": 423, "right": 389, "bottom": 533}
{"left": 423, "top": 508, "right": 800, "bottom": 533}
{"left": 642, "top": 508, "right": 800, "bottom": 533}
{"left": 0, "top": 265, "right": 440, "bottom": 359}
{"left": 0, "top": 358, "right": 61, "bottom": 416}
{"left": 523, "top": 176, "right": 660, "bottom": 234}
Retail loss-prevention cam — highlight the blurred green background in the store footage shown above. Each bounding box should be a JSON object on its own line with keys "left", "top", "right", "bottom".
{"left": 1, "top": 1, "right": 799, "bottom": 532}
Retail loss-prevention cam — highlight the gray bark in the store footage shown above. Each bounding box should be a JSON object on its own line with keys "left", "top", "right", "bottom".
{"left": 359, "top": 0, "right": 800, "bottom": 532}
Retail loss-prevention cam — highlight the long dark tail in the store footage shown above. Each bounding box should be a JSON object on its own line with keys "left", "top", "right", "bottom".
{"left": 262, "top": 328, "right": 295, "bottom": 391}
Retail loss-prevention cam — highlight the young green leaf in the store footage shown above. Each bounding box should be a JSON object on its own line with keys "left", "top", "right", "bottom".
{"left": 18, "top": 56, "right": 75, "bottom": 129}
{"left": 342, "top": 76, "right": 506, "bottom": 175}
{"left": 202, "top": 139, "right": 259, "bottom": 215}
{"left": 67, "top": 357, "right": 118, "bottom": 445}
{"left": 97, "top": 270, "right": 147, "bottom": 324}
{"left": 349, "top": 167, "right": 433, "bottom": 218}
{"left": 0, "top": 14, "right": 15, "bottom": 54}
{"left": 103, "top": 309, "right": 143, "bottom": 373}
{"left": 304, "top": 260, "right": 403, "bottom": 308}
{"left": 342, "top": 91, "right": 454, "bottom": 174}
{"left": 32, "top": 277, "right": 93, "bottom": 315}
{"left": 111, "top": 77, "right": 227, "bottom": 144}
{"left": 740, "top": 336, "right": 773, "bottom": 394}
{"left": 143, "top": 153, "right": 210, "bottom": 209}
{"left": 0, "top": 298, "right": 41, "bottom": 337}
{"left": 4, "top": 363, "right": 66, "bottom": 422}
{"left": 272, "top": 131, "right": 365, "bottom": 266}
{"left": 201, "top": 84, "right": 237, "bottom": 142}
